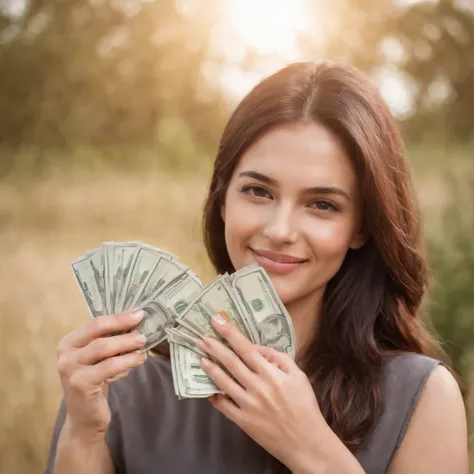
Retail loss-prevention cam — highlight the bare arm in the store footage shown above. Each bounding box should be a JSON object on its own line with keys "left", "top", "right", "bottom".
{"left": 53, "top": 419, "right": 115, "bottom": 474}
{"left": 50, "top": 310, "right": 148, "bottom": 474}
{"left": 387, "top": 365, "right": 469, "bottom": 474}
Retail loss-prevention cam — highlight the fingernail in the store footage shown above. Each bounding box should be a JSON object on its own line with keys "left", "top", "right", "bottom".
{"left": 135, "top": 333, "right": 146, "bottom": 343}
{"left": 212, "top": 312, "right": 228, "bottom": 325}
{"left": 200, "top": 357, "right": 211, "bottom": 368}
{"left": 130, "top": 310, "right": 144, "bottom": 320}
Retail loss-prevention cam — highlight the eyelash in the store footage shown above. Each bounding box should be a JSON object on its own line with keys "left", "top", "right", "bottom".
{"left": 239, "top": 184, "right": 340, "bottom": 212}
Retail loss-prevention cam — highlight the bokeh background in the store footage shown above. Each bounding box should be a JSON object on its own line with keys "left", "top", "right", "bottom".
{"left": 0, "top": 0, "right": 473, "bottom": 472}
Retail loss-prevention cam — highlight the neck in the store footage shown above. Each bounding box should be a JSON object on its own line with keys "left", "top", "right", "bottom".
{"left": 286, "top": 286, "right": 325, "bottom": 366}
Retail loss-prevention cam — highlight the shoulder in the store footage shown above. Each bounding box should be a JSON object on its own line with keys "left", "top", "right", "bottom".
{"left": 386, "top": 353, "right": 468, "bottom": 474}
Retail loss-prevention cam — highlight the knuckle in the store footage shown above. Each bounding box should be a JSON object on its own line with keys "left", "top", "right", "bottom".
{"left": 68, "top": 371, "right": 86, "bottom": 391}
{"left": 102, "top": 356, "right": 122, "bottom": 374}
{"left": 245, "top": 396, "right": 258, "bottom": 411}
{"left": 249, "top": 349, "right": 262, "bottom": 365}
{"left": 271, "top": 376, "right": 285, "bottom": 390}
{"left": 92, "top": 316, "right": 110, "bottom": 333}
{"left": 91, "top": 337, "right": 109, "bottom": 356}
{"left": 223, "top": 355, "right": 239, "bottom": 373}
{"left": 57, "top": 354, "right": 73, "bottom": 376}
{"left": 56, "top": 339, "right": 68, "bottom": 358}
{"left": 220, "top": 324, "right": 233, "bottom": 338}
{"left": 257, "top": 386, "right": 273, "bottom": 406}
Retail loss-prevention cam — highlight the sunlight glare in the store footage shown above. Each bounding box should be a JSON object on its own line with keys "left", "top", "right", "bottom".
{"left": 222, "top": 0, "right": 312, "bottom": 56}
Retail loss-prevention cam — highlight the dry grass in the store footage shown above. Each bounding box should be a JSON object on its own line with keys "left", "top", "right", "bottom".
{"left": 0, "top": 168, "right": 215, "bottom": 474}
{"left": 0, "top": 165, "right": 472, "bottom": 473}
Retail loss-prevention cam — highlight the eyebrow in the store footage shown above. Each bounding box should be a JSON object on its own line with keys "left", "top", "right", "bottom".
{"left": 238, "top": 170, "right": 351, "bottom": 201}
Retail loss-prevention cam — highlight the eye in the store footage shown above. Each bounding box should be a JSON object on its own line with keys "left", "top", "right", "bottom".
{"left": 239, "top": 184, "right": 272, "bottom": 199}
{"left": 309, "top": 200, "right": 339, "bottom": 212}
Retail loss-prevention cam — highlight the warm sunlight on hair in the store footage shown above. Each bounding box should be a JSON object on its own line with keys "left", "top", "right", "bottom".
{"left": 221, "top": 0, "right": 312, "bottom": 55}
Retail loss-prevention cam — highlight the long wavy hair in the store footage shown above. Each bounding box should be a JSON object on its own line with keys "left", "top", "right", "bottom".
{"left": 202, "top": 61, "right": 451, "bottom": 470}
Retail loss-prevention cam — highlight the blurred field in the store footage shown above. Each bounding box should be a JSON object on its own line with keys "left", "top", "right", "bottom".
{"left": 0, "top": 165, "right": 217, "bottom": 473}
{"left": 0, "top": 149, "right": 472, "bottom": 473}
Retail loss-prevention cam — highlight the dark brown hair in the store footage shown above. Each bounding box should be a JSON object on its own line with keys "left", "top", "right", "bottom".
{"left": 202, "top": 61, "right": 451, "bottom": 470}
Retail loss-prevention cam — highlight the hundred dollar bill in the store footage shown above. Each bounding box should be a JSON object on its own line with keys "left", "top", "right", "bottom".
{"left": 170, "top": 343, "right": 221, "bottom": 399}
{"left": 231, "top": 264, "right": 296, "bottom": 358}
{"left": 175, "top": 275, "right": 257, "bottom": 343}
{"left": 71, "top": 253, "right": 107, "bottom": 317}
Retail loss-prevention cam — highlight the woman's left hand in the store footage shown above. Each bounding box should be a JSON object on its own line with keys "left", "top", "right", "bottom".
{"left": 198, "top": 314, "right": 329, "bottom": 471}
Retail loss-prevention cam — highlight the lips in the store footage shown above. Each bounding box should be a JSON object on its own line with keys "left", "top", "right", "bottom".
{"left": 250, "top": 248, "right": 307, "bottom": 264}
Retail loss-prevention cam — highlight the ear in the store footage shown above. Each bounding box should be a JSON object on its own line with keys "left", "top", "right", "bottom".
{"left": 349, "top": 230, "right": 368, "bottom": 250}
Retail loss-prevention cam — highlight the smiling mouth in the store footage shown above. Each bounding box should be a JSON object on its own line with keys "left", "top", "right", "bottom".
{"left": 250, "top": 248, "right": 308, "bottom": 264}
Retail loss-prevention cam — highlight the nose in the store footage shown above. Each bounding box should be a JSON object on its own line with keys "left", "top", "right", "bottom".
{"left": 262, "top": 201, "right": 298, "bottom": 244}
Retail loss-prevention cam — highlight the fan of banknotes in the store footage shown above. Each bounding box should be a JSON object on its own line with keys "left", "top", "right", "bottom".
{"left": 72, "top": 241, "right": 295, "bottom": 399}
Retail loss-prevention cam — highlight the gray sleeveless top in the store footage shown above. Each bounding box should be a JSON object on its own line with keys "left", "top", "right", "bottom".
{"left": 44, "top": 352, "right": 443, "bottom": 474}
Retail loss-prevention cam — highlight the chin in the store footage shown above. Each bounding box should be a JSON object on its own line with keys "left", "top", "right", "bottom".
{"left": 268, "top": 280, "right": 298, "bottom": 305}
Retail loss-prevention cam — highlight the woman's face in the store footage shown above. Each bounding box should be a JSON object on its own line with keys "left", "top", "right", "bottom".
{"left": 222, "top": 121, "right": 365, "bottom": 305}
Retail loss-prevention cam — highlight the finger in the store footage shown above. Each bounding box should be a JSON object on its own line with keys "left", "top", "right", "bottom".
{"left": 106, "top": 369, "right": 130, "bottom": 383}
{"left": 210, "top": 314, "right": 269, "bottom": 374}
{"left": 200, "top": 358, "right": 248, "bottom": 407}
{"left": 60, "top": 310, "right": 144, "bottom": 350}
{"left": 81, "top": 351, "right": 147, "bottom": 386}
{"left": 199, "top": 336, "right": 257, "bottom": 388}
{"left": 78, "top": 331, "right": 147, "bottom": 365}
{"left": 208, "top": 394, "right": 243, "bottom": 426}
{"left": 256, "top": 346, "right": 294, "bottom": 374}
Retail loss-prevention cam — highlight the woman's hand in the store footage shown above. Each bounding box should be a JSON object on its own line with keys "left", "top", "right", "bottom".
{"left": 56, "top": 310, "right": 148, "bottom": 440}
{"left": 198, "top": 315, "right": 329, "bottom": 472}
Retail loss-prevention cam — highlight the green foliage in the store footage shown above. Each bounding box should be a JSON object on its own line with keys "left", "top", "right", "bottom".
{"left": 426, "top": 171, "right": 474, "bottom": 383}
{"left": 0, "top": 0, "right": 473, "bottom": 470}
{"left": 303, "top": 0, "right": 474, "bottom": 142}
{"left": 0, "top": 0, "right": 228, "bottom": 163}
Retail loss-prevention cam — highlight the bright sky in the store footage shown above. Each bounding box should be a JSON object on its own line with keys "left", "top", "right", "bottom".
{"left": 218, "top": 0, "right": 414, "bottom": 118}
{"left": 222, "top": 0, "right": 313, "bottom": 56}
{"left": 2, "top": 0, "right": 415, "bottom": 117}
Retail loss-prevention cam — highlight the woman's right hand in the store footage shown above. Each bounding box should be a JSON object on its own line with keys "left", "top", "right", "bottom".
{"left": 56, "top": 309, "right": 148, "bottom": 440}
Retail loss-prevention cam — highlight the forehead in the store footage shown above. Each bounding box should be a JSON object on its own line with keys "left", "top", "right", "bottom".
{"left": 234, "top": 122, "right": 356, "bottom": 191}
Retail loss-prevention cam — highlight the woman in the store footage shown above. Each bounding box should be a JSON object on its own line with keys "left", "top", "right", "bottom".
{"left": 45, "top": 62, "right": 468, "bottom": 474}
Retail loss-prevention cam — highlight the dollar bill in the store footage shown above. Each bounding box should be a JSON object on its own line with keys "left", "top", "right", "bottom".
{"left": 231, "top": 264, "right": 296, "bottom": 358}
{"left": 153, "top": 271, "right": 204, "bottom": 317}
{"left": 71, "top": 253, "right": 106, "bottom": 317}
{"left": 72, "top": 242, "right": 296, "bottom": 400}
{"left": 87, "top": 248, "right": 107, "bottom": 315}
{"left": 103, "top": 242, "right": 139, "bottom": 314}
{"left": 170, "top": 343, "right": 221, "bottom": 399}
{"left": 166, "top": 326, "right": 206, "bottom": 357}
{"left": 135, "top": 256, "right": 188, "bottom": 307}
{"left": 121, "top": 248, "right": 188, "bottom": 311}
{"left": 175, "top": 274, "right": 256, "bottom": 343}
{"left": 134, "top": 299, "right": 174, "bottom": 351}
{"left": 118, "top": 245, "right": 163, "bottom": 311}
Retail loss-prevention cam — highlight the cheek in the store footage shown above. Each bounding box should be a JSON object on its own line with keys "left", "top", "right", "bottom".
{"left": 305, "top": 219, "right": 354, "bottom": 261}
{"left": 223, "top": 199, "right": 262, "bottom": 264}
